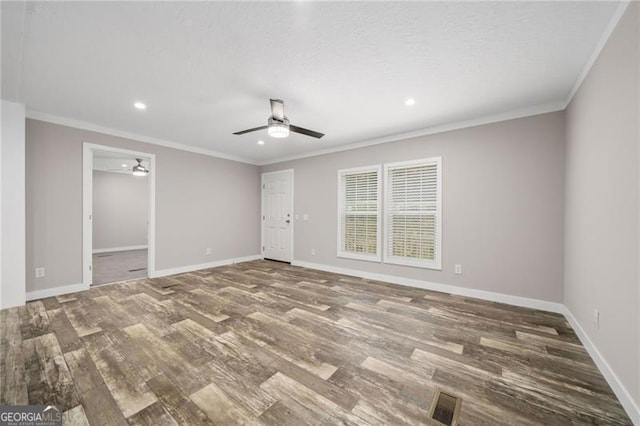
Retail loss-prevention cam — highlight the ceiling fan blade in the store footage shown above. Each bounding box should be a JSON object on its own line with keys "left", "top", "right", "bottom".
{"left": 290, "top": 125, "right": 324, "bottom": 139}
{"left": 270, "top": 99, "right": 285, "bottom": 121}
{"left": 233, "top": 125, "right": 268, "bottom": 135}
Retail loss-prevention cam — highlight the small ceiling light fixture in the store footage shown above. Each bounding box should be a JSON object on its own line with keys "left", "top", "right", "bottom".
{"left": 267, "top": 117, "right": 290, "bottom": 138}
{"left": 405, "top": 98, "right": 416, "bottom": 106}
{"left": 132, "top": 159, "right": 149, "bottom": 177}
{"left": 121, "top": 163, "right": 127, "bottom": 167}
{"left": 257, "top": 140, "right": 265, "bottom": 145}
{"left": 134, "top": 101, "right": 147, "bottom": 110}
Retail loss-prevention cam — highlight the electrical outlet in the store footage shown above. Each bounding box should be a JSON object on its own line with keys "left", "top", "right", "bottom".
{"left": 311, "top": 249, "right": 316, "bottom": 256}
{"left": 206, "top": 248, "right": 212, "bottom": 255}
{"left": 594, "top": 308, "right": 600, "bottom": 330}
{"left": 35, "top": 267, "right": 45, "bottom": 278}
{"left": 454, "top": 264, "right": 462, "bottom": 275}
{"left": 303, "top": 214, "right": 309, "bottom": 221}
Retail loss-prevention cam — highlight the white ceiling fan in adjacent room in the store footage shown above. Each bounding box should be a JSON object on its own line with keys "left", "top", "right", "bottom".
{"left": 131, "top": 159, "right": 149, "bottom": 177}
{"left": 93, "top": 156, "right": 150, "bottom": 175}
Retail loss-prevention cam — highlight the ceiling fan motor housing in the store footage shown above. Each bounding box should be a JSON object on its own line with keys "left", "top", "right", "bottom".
{"left": 268, "top": 116, "right": 289, "bottom": 126}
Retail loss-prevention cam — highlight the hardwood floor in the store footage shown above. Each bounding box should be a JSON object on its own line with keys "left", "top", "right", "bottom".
{"left": 0, "top": 260, "right": 631, "bottom": 425}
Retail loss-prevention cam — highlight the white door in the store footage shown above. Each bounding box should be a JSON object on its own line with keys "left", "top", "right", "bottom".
{"left": 262, "top": 170, "right": 293, "bottom": 262}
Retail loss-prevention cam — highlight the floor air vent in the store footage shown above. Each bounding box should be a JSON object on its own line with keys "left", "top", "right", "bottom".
{"left": 128, "top": 267, "right": 147, "bottom": 272}
{"left": 429, "top": 389, "right": 461, "bottom": 426}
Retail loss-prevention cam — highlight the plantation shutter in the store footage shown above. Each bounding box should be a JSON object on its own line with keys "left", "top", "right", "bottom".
{"left": 338, "top": 166, "right": 381, "bottom": 261}
{"left": 384, "top": 158, "right": 441, "bottom": 269}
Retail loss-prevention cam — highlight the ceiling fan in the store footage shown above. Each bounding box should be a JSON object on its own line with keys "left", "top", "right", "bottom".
{"left": 103, "top": 158, "right": 148, "bottom": 176}
{"left": 233, "top": 99, "right": 324, "bottom": 139}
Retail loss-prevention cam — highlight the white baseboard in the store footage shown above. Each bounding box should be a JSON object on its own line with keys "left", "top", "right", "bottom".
{"left": 563, "top": 307, "right": 640, "bottom": 425}
{"left": 26, "top": 283, "right": 88, "bottom": 301}
{"left": 152, "top": 255, "right": 261, "bottom": 278}
{"left": 93, "top": 245, "right": 148, "bottom": 254}
{"left": 292, "top": 260, "right": 564, "bottom": 314}
{"left": 23, "top": 255, "right": 260, "bottom": 301}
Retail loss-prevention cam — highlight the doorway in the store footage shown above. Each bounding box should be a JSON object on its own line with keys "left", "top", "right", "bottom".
{"left": 261, "top": 169, "right": 293, "bottom": 263}
{"left": 83, "top": 143, "right": 156, "bottom": 287}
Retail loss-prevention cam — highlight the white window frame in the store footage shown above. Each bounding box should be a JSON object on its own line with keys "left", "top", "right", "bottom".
{"left": 383, "top": 157, "right": 442, "bottom": 270}
{"left": 337, "top": 165, "right": 382, "bottom": 262}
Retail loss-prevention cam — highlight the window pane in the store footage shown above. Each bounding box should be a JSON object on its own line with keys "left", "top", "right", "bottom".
{"left": 390, "top": 214, "right": 435, "bottom": 260}
{"left": 344, "top": 214, "right": 378, "bottom": 254}
{"left": 385, "top": 158, "right": 440, "bottom": 268}
{"left": 339, "top": 168, "right": 380, "bottom": 259}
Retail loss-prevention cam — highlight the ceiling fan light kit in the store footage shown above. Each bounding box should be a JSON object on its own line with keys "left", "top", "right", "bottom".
{"left": 267, "top": 117, "right": 290, "bottom": 138}
{"left": 234, "top": 99, "right": 324, "bottom": 140}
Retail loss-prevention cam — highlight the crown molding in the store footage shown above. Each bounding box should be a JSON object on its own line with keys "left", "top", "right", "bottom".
{"left": 257, "top": 101, "right": 566, "bottom": 166}
{"left": 563, "top": 0, "right": 631, "bottom": 108}
{"left": 27, "top": 101, "right": 565, "bottom": 169}
{"left": 26, "top": 110, "right": 258, "bottom": 165}
{"left": 19, "top": 4, "right": 630, "bottom": 168}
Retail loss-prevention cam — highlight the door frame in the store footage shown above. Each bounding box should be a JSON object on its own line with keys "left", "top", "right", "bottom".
{"left": 261, "top": 169, "right": 294, "bottom": 263}
{"left": 82, "top": 142, "right": 156, "bottom": 288}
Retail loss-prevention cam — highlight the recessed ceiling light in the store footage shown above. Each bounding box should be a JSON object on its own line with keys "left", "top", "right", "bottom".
{"left": 134, "top": 102, "right": 147, "bottom": 110}
{"left": 121, "top": 164, "right": 127, "bottom": 167}
{"left": 257, "top": 140, "right": 265, "bottom": 145}
{"left": 405, "top": 98, "right": 416, "bottom": 106}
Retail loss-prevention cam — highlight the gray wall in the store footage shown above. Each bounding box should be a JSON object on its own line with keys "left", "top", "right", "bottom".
{"left": 92, "top": 170, "right": 148, "bottom": 251}
{"left": 26, "top": 119, "right": 260, "bottom": 292}
{"left": 565, "top": 3, "right": 639, "bottom": 407}
{"left": 262, "top": 111, "right": 565, "bottom": 302}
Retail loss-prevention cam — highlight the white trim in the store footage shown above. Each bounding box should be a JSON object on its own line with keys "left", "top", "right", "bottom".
{"left": 563, "top": 1, "right": 631, "bottom": 107}
{"left": 337, "top": 165, "right": 382, "bottom": 262}
{"left": 93, "top": 245, "right": 148, "bottom": 254}
{"left": 82, "top": 145, "right": 93, "bottom": 287}
{"left": 383, "top": 157, "right": 442, "bottom": 270}
{"left": 563, "top": 306, "right": 640, "bottom": 425}
{"left": 151, "top": 255, "right": 261, "bottom": 278}
{"left": 258, "top": 102, "right": 565, "bottom": 166}
{"left": 26, "top": 283, "right": 86, "bottom": 301}
{"left": 637, "top": 6, "right": 640, "bottom": 417}
{"left": 28, "top": 110, "right": 256, "bottom": 165}
{"left": 292, "top": 260, "right": 564, "bottom": 314}
{"left": 0, "top": 101, "right": 27, "bottom": 310}
{"left": 83, "top": 143, "right": 156, "bottom": 287}
{"left": 261, "top": 169, "right": 294, "bottom": 263}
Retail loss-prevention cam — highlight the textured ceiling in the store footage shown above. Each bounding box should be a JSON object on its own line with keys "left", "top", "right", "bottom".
{"left": 1, "top": 1, "right": 621, "bottom": 164}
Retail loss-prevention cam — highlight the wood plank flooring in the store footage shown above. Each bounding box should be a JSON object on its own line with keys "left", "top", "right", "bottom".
{"left": 0, "top": 260, "right": 632, "bottom": 425}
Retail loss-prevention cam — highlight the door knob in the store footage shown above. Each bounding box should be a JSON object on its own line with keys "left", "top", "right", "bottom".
{"left": 285, "top": 219, "right": 290, "bottom": 223}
